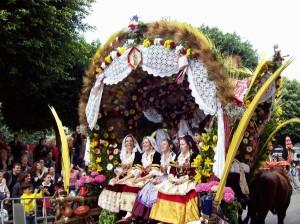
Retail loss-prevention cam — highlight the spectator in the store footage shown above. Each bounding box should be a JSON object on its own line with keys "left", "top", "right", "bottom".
{"left": 12, "top": 172, "right": 32, "bottom": 198}
{"left": 0, "top": 149, "right": 8, "bottom": 171}
{"left": 9, "top": 134, "right": 25, "bottom": 163}
{"left": 69, "top": 164, "right": 82, "bottom": 191}
{"left": 48, "top": 166, "right": 59, "bottom": 184}
{"left": 4, "top": 163, "right": 21, "bottom": 193}
{"left": 0, "top": 171, "right": 10, "bottom": 200}
{"left": 44, "top": 151, "right": 55, "bottom": 170}
{"left": 20, "top": 184, "right": 44, "bottom": 224}
{"left": 20, "top": 153, "right": 31, "bottom": 172}
{"left": 40, "top": 173, "right": 54, "bottom": 196}
{"left": 34, "top": 138, "right": 49, "bottom": 162}
{"left": 31, "top": 162, "right": 45, "bottom": 188}
{"left": 39, "top": 159, "right": 48, "bottom": 173}
{"left": 290, "top": 162, "right": 300, "bottom": 190}
{"left": 47, "top": 137, "right": 61, "bottom": 173}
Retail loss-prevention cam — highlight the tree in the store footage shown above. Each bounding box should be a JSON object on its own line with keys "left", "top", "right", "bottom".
{"left": 277, "top": 79, "right": 300, "bottom": 144}
{"left": 200, "top": 25, "right": 258, "bottom": 69}
{"left": 0, "top": 0, "right": 98, "bottom": 130}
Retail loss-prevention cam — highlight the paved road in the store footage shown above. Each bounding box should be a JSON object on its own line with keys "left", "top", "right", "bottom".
{"left": 242, "top": 192, "right": 300, "bottom": 224}
{"left": 265, "top": 192, "right": 300, "bottom": 224}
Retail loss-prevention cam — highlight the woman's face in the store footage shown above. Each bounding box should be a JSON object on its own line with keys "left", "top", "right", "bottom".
{"left": 21, "top": 155, "right": 28, "bottom": 164}
{"left": 25, "top": 174, "right": 31, "bottom": 183}
{"left": 36, "top": 162, "right": 42, "bottom": 170}
{"left": 180, "top": 139, "right": 189, "bottom": 153}
{"left": 142, "top": 138, "right": 152, "bottom": 152}
{"left": 49, "top": 167, "right": 55, "bottom": 174}
{"left": 125, "top": 136, "right": 134, "bottom": 151}
{"left": 161, "top": 140, "right": 170, "bottom": 153}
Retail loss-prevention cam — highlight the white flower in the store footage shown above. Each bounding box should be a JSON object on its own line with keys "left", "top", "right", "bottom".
{"left": 154, "top": 38, "right": 162, "bottom": 45}
{"left": 101, "top": 62, "right": 106, "bottom": 69}
{"left": 246, "top": 146, "right": 253, "bottom": 152}
{"left": 175, "top": 45, "right": 184, "bottom": 53}
{"left": 127, "top": 39, "right": 135, "bottom": 45}
{"left": 244, "top": 131, "right": 249, "bottom": 137}
{"left": 94, "top": 124, "right": 100, "bottom": 130}
{"left": 243, "top": 138, "right": 248, "bottom": 144}
{"left": 110, "top": 51, "right": 118, "bottom": 59}
{"left": 211, "top": 185, "right": 218, "bottom": 192}
{"left": 107, "top": 163, "right": 113, "bottom": 171}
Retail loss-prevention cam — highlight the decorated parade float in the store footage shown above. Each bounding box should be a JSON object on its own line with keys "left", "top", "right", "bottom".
{"left": 51, "top": 17, "right": 299, "bottom": 224}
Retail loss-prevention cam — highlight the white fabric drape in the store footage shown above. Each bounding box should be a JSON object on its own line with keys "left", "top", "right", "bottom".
{"left": 213, "top": 103, "right": 226, "bottom": 179}
{"left": 85, "top": 73, "right": 105, "bottom": 130}
{"left": 85, "top": 45, "right": 219, "bottom": 130}
{"left": 84, "top": 136, "right": 90, "bottom": 166}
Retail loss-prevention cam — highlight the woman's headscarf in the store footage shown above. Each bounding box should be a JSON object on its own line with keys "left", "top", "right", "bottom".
{"left": 142, "top": 136, "right": 159, "bottom": 153}
{"left": 120, "top": 134, "right": 142, "bottom": 161}
{"left": 178, "top": 119, "right": 193, "bottom": 137}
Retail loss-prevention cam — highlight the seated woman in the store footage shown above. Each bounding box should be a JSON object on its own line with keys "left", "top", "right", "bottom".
{"left": 117, "top": 136, "right": 161, "bottom": 222}
{"left": 132, "top": 138, "right": 176, "bottom": 221}
{"left": 98, "top": 134, "right": 141, "bottom": 213}
{"left": 150, "top": 135, "right": 200, "bottom": 224}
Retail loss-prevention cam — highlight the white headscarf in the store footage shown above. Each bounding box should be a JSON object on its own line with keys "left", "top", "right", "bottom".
{"left": 155, "top": 129, "right": 170, "bottom": 153}
{"left": 120, "top": 135, "right": 142, "bottom": 161}
{"left": 178, "top": 119, "right": 193, "bottom": 137}
{"left": 142, "top": 136, "right": 159, "bottom": 153}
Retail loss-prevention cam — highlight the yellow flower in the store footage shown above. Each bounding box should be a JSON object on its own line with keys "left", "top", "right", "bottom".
{"left": 132, "top": 95, "right": 137, "bottom": 101}
{"left": 201, "top": 145, "right": 210, "bottom": 152}
{"left": 276, "top": 106, "right": 283, "bottom": 116}
{"left": 204, "top": 158, "right": 214, "bottom": 167}
{"left": 113, "top": 160, "right": 119, "bottom": 166}
{"left": 194, "top": 171, "right": 202, "bottom": 183}
{"left": 90, "top": 142, "right": 95, "bottom": 148}
{"left": 129, "top": 109, "right": 136, "bottom": 115}
{"left": 103, "top": 141, "right": 109, "bottom": 147}
{"left": 105, "top": 55, "right": 112, "bottom": 64}
{"left": 103, "top": 132, "right": 109, "bottom": 139}
{"left": 186, "top": 48, "right": 192, "bottom": 56}
{"left": 164, "top": 40, "right": 172, "bottom": 49}
{"left": 93, "top": 133, "right": 98, "bottom": 137}
{"left": 213, "top": 135, "right": 218, "bottom": 143}
{"left": 143, "top": 39, "right": 151, "bottom": 47}
{"left": 96, "top": 164, "right": 103, "bottom": 172}
{"left": 117, "top": 47, "right": 126, "bottom": 55}
{"left": 95, "top": 67, "right": 101, "bottom": 73}
{"left": 202, "top": 169, "right": 211, "bottom": 177}
{"left": 96, "top": 157, "right": 102, "bottom": 163}
{"left": 192, "top": 155, "right": 202, "bottom": 167}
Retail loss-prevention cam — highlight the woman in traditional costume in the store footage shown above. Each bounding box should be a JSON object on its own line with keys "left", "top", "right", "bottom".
{"left": 150, "top": 135, "right": 200, "bottom": 224}
{"left": 98, "top": 134, "right": 141, "bottom": 213}
{"left": 117, "top": 136, "right": 161, "bottom": 222}
{"left": 132, "top": 139, "right": 176, "bottom": 221}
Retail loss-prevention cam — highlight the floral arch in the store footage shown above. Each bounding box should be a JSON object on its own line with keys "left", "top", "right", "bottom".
{"left": 78, "top": 19, "right": 237, "bottom": 178}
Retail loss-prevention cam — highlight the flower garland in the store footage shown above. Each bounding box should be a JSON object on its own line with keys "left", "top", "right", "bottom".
{"left": 89, "top": 126, "right": 121, "bottom": 180}
{"left": 192, "top": 131, "right": 217, "bottom": 183}
{"left": 97, "top": 16, "right": 195, "bottom": 72}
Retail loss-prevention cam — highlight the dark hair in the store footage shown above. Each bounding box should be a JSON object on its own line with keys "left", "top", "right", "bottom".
{"left": 17, "top": 171, "right": 31, "bottom": 183}
{"left": 12, "top": 163, "right": 21, "bottom": 169}
{"left": 179, "top": 135, "right": 199, "bottom": 154}
{"left": 21, "top": 183, "right": 33, "bottom": 191}
{"left": 192, "top": 128, "right": 201, "bottom": 135}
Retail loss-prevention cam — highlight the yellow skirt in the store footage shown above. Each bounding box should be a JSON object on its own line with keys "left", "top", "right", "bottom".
{"left": 150, "top": 190, "right": 200, "bottom": 224}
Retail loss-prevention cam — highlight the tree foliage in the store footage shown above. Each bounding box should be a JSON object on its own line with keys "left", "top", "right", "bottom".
{"left": 0, "top": 0, "right": 98, "bottom": 130}
{"left": 277, "top": 79, "right": 300, "bottom": 144}
{"left": 200, "top": 25, "right": 258, "bottom": 69}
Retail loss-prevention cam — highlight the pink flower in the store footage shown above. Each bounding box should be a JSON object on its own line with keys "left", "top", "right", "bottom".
{"left": 91, "top": 171, "right": 99, "bottom": 177}
{"left": 94, "top": 175, "right": 106, "bottom": 184}
{"left": 195, "top": 183, "right": 211, "bottom": 193}
{"left": 88, "top": 177, "right": 95, "bottom": 184}
{"left": 223, "top": 192, "right": 235, "bottom": 203}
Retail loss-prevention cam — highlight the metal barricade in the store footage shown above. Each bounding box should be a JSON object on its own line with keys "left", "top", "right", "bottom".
{"left": 0, "top": 197, "right": 56, "bottom": 224}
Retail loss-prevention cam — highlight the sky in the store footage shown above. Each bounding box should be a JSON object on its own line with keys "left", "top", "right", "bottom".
{"left": 83, "top": 0, "right": 299, "bottom": 80}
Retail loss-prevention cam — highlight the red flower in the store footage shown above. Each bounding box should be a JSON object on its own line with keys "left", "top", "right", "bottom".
{"left": 180, "top": 48, "right": 187, "bottom": 55}
{"left": 170, "top": 41, "right": 176, "bottom": 49}
{"left": 160, "top": 40, "right": 165, "bottom": 45}
{"left": 128, "top": 23, "right": 137, "bottom": 31}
